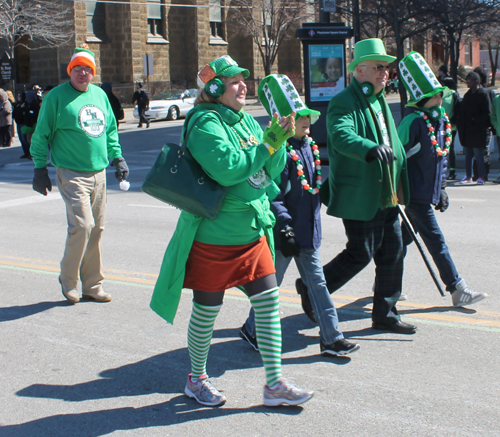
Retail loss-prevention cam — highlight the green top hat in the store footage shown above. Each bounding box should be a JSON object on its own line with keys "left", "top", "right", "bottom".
{"left": 399, "top": 51, "right": 445, "bottom": 105}
{"left": 347, "top": 38, "right": 396, "bottom": 73}
{"left": 258, "top": 74, "right": 321, "bottom": 124}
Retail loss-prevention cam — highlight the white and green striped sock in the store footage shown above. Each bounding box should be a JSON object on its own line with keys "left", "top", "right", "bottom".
{"left": 187, "top": 301, "right": 221, "bottom": 380}
{"left": 250, "top": 288, "right": 282, "bottom": 387}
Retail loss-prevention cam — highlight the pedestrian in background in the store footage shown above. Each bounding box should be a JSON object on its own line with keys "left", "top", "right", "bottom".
{"left": 13, "top": 92, "right": 31, "bottom": 159}
{"left": 0, "top": 90, "right": 13, "bottom": 148}
{"left": 132, "top": 82, "right": 149, "bottom": 128}
{"left": 30, "top": 44, "right": 129, "bottom": 304}
{"left": 457, "top": 72, "right": 491, "bottom": 185}
{"left": 102, "top": 82, "right": 124, "bottom": 127}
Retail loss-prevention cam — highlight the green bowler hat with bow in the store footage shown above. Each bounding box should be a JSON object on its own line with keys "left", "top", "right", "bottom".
{"left": 258, "top": 74, "right": 321, "bottom": 124}
{"left": 399, "top": 51, "right": 445, "bottom": 105}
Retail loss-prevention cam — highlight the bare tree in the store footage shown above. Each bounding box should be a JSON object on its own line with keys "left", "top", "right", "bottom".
{"left": 481, "top": 25, "right": 500, "bottom": 86}
{"left": 0, "top": 0, "right": 72, "bottom": 58}
{"left": 429, "top": 0, "right": 500, "bottom": 85}
{"left": 229, "top": 0, "right": 314, "bottom": 76}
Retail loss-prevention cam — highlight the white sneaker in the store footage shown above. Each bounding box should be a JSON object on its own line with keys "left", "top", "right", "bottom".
{"left": 264, "top": 378, "right": 313, "bottom": 407}
{"left": 185, "top": 374, "right": 226, "bottom": 407}
{"left": 452, "top": 279, "right": 487, "bottom": 307}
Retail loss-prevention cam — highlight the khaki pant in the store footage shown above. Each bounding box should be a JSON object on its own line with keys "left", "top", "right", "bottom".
{"left": 56, "top": 168, "right": 106, "bottom": 294}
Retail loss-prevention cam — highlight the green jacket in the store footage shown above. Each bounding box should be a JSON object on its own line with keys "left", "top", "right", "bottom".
{"left": 326, "top": 78, "right": 409, "bottom": 221}
{"left": 150, "top": 103, "right": 286, "bottom": 324}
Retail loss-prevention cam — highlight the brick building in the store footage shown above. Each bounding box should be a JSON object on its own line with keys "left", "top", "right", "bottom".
{"left": 5, "top": 0, "right": 306, "bottom": 100}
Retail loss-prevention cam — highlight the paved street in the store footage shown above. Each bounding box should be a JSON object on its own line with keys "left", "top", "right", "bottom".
{"left": 1, "top": 103, "right": 499, "bottom": 436}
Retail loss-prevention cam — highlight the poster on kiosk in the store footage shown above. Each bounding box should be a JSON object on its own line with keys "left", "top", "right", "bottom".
{"left": 297, "top": 23, "right": 353, "bottom": 149}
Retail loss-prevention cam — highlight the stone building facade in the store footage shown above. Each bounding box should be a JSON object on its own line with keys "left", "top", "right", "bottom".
{"left": 10, "top": 0, "right": 306, "bottom": 99}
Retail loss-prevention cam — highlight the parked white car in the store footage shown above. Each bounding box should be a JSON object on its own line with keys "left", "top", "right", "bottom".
{"left": 133, "top": 88, "right": 198, "bottom": 121}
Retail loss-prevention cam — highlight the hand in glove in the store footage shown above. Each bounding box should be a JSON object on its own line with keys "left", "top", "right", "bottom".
{"left": 33, "top": 167, "right": 52, "bottom": 196}
{"left": 278, "top": 226, "right": 301, "bottom": 258}
{"left": 366, "top": 144, "right": 395, "bottom": 164}
{"left": 263, "top": 112, "right": 296, "bottom": 153}
{"left": 435, "top": 189, "right": 449, "bottom": 212}
{"left": 112, "top": 157, "right": 129, "bottom": 182}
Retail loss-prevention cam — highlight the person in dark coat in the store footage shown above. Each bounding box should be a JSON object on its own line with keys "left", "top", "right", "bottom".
{"left": 13, "top": 92, "right": 31, "bottom": 158}
{"left": 101, "top": 82, "right": 124, "bottom": 127}
{"left": 131, "top": 82, "right": 149, "bottom": 128}
{"left": 457, "top": 72, "right": 491, "bottom": 184}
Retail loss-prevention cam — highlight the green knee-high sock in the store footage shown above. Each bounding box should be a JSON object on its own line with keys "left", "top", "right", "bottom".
{"left": 250, "top": 288, "right": 282, "bottom": 387}
{"left": 187, "top": 301, "right": 221, "bottom": 380}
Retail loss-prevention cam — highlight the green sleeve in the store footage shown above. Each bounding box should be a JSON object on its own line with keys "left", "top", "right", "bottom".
{"left": 327, "top": 97, "right": 378, "bottom": 162}
{"left": 30, "top": 95, "right": 56, "bottom": 169}
{"left": 188, "top": 112, "right": 272, "bottom": 186}
{"left": 397, "top": 113, "right": 419, "bottom": 148}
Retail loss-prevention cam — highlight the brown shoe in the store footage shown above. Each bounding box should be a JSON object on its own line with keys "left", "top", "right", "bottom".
{"left": 82, "top": 290, "right": 112, "bottom": 302}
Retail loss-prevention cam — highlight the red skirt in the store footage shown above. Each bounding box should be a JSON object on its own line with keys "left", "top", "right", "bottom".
{"left": 183, "top": 236, "right": 275, "bottom": 292}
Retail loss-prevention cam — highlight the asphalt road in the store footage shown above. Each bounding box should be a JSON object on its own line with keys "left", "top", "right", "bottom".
{"left": 1, "top": 104, "right": 499, "bottom": 436}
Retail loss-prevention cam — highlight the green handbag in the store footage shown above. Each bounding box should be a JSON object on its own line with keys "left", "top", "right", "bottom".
{"left": 141, "top": 111, "right": 228, "bottom": 220}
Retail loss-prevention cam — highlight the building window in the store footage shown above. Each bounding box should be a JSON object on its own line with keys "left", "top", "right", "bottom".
{"left": 86, "top": 1, "right": 106, "bottom": 38}
{"left": 465, "top": 42, "right": 472, "bottom": 66}
{"left": 148, "top": 0, "right": 164, "bottom": 37}
{"left": 210, "top": 0, "right": 225, "bottom": 42}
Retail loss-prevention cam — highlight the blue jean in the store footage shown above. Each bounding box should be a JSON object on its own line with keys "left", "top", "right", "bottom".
{"left": 464, "top": 147, "right": 486, "bottom": 179}
{"left": 402, "top": 202, "right": 461, "bottom": 292}
{"left": 244, "top": 249, "right": 343, "bottom": 345}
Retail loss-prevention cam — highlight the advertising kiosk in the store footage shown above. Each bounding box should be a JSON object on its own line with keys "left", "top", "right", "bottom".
{"left": 296, "top": 23, "right": 353, "bottom": 148}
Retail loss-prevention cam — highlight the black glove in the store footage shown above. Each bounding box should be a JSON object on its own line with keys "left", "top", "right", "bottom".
{"left": 278, "top": 226, "right": 301, "bottom": 258}
{"left": 435, "top": 189, "right": 449, "bottom": 212}
{"left": 112, "top": 157, "right": 129, "bottom": 182}
{"left": 33, "top": 167, "right": 52, "bottom": 196}
{"left": 366, "top": 145, "right": 395, "bottom": 164}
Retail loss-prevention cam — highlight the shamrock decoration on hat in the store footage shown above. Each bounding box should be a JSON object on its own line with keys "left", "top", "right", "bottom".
{"left": 258, "top": 74, "right": 321, "bottom": 124}
{"left": 399, "top": 51, "right": 445, "bottom": 105}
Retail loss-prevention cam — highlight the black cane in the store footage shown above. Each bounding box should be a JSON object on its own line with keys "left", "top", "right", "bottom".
{"left": 397, "top": 205, "right": 446, "bottom": 297}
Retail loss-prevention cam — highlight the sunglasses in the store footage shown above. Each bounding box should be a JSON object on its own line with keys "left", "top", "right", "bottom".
{"left": 360, "top": 64, "right": 390, "bottom": 72}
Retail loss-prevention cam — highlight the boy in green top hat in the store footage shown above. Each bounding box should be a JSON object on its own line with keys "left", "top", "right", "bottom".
{"left": 239, "top": 74, "right": 360, "bottom": 357}
{"left": 397, "top": 51, "right": 487, "bottom": 307}
{"left": 296, "top": 38, "right": 417, "bottom": 335}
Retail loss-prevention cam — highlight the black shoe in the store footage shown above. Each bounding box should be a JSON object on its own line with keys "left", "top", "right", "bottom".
{"left": 372, "top": 320, "right": 417, "bottom": 334}
{"left": 321, "top": 338, "right": 360, "bottom": 356}
{"left": 446, "top": 171, "right": 456, "bottom": 181}
{"left": 239, "top": 324, "right": 259, "bottom": 351}
{"left": 147, "top": 123, "right": 150, "bottom": 128}
{"left": 137, "top": 124, "right": 142, "bottom": 128}
{"left": 20, "top": 154, "right": 31, "bottom": 159}
{"left": 295, "top": 278, "right": 317, "bottom": 323}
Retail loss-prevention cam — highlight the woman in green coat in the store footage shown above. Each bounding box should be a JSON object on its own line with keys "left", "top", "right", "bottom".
{"left": 150, "top": 56, "right": 313, "bottom": 408}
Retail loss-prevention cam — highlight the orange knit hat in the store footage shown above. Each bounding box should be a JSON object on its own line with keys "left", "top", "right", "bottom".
{"left": 67, "top": 44, "right": 96, "bottom": 76}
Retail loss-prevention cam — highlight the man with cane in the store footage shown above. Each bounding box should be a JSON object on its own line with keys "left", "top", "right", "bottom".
{"left": 296, "top": 38, "right": 417, "bottom": 334}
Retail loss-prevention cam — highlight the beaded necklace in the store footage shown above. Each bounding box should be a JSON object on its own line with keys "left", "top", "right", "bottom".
{"left": 230, "top": 122, "right": 259, "bottom": 148}
{"left": 417, "top": 111, "right": 452, "bottom": 156}
{"left": 286, "top": 136, "right": 323, "bottom": 194}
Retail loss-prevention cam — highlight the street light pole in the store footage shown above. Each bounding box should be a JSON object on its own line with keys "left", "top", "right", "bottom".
{"left": 352, "top": 0, "right": 360, "bottom": 42}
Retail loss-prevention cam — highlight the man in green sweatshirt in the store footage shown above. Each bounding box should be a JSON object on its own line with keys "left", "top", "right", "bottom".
{"left": 30, "top": 44, "right": 129, "bottom": 304}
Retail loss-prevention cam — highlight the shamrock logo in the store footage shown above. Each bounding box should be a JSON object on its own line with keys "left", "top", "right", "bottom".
{"left": 209, "top": 83, "right": 219, "bottom": 94}
{"left": 268, "top": 132, "right": 277, "bottom": 142}
{"left": 285, "top": 85, "right": 294, "bottom": 92}
{"left": 415, "top": 90, "right": 422, "bottom": 98}
{"left": 293, "top": 100, "right": 303, "bottom": 108}
{"left": 362, "top": 85, "right": 369, "bottom": 95}
{"left": 432, "top": 109, "right": 439, "bottom": 119}
{"left": 290, "top": 93, "right": 298, "bottom": 100}
{"left": 280, "top": 77, "right": 290, "bottom": 85}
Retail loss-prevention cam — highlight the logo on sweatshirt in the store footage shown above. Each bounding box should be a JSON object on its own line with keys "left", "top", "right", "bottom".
{"left": 79, "top": 105, "right": 106, "bottom": 137}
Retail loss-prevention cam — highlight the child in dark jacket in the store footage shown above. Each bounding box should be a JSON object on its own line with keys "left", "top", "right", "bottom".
{"left": 397, "top": 52, "right": 487, "bottom": 307}
{"left": 239, "top": 75, "right": 359, "bottom": 356}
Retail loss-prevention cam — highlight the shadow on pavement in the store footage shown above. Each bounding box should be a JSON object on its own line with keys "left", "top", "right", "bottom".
{"left": 3, "top": 395, "right": 304, "bottom": 437}
{"left": 0, "top": 300, "right": 71, "bottom": 322}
